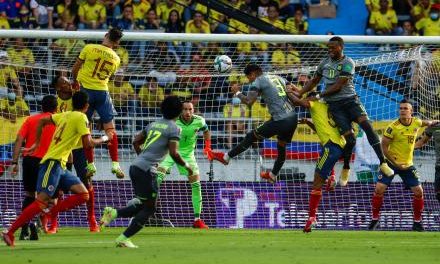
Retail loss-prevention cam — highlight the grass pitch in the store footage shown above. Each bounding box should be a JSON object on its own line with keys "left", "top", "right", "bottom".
{"left": 1, "top": 228, "right": 439, "bottom": 264}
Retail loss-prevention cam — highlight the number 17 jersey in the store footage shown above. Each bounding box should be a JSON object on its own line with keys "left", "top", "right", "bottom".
{"left": 77, "top": 44, "right": 120, "bottom": 91}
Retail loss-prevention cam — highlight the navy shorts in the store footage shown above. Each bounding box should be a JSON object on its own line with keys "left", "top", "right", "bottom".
{"left": 377, "top": 162, "right": 421, "bottom": 188}
{"left": 315, "top": 141, "right": 343, "bottom": 179}
{"left": 36, "top": 160, "right": 82, "bottom": 197}
{"left": 130, "top": 165, "right": 158, "bottom": 201}
{"left": 327, "top": 97, "right": 368, "bottom": 134}
{"left": 81, "top": 87, "right": 117, "bottom": 123}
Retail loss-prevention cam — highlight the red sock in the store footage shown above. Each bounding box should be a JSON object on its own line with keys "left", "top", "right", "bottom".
{"left": 108, "top": 132, "right": 119, "bottom": 162}
{"left": 87, "top": 187, "right": 96, "bottom": 221}
{"left": 309, "top": 189, "right": 322, "bottom": 218}
{"left": 84, "top": 147, "right": 94, "bottom": 164}
{"left": 372, "top": 193, "right": 384, "bottom": 220}
{"left": 412, "top": 196, "right": 424, "bottom": 222}
{"left": 49, "top": 194, "right": 63, "bottom": 229}
{"left": 8, "top": 200, "right": 46, "bottom": 235}
{"left": 50, "top": 193, "right": 89, "bottom": 215}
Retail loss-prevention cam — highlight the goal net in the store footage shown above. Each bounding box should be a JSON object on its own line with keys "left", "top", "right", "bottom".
{"left": 0, "top": 31, "right": 439, "bottom": 231}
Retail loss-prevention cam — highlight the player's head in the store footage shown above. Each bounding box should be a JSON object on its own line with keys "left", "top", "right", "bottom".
{"left": 72, "top": 91, "right": 89, "bottom": 112}
{"left": 244, "top": 64, "right": 263, "bottom": 82}
{"left": 327, "top": 36, "right": 344, "bottom": 60}
{"left": 104, "top": 27, "right": 123, "bottom": 48}
{"left": 181, "top": 101, "right": 194, "bottom": 121}
{"left": 161, "top": 96, "right": 183, "bottom": 120}
{"left": 53, "top": 75, "right": 73, "bottom": 99}
{"left": 41, "top": 95, "right": 58, "bottom": 113}
{"left": 379, "top": 0, "right": 388, "bottom": 10}
{"left": 399, "top": 99, "right": 413, "bottom": 119}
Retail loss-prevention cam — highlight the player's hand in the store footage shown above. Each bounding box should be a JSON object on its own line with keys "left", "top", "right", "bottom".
{"left": 72, "top": 80, "right": 80, "bottom": 91}
{"left": 204, "top": 148, "right": 214, "bottom": 161}
{"left": 230, "top": 84, "right": 240, "bottom": 94}
{"left": 23, "top": 144, "right": 38, "bottom": 155}
{"left": 10, "top": 164, "right": 19, "bottom": 178}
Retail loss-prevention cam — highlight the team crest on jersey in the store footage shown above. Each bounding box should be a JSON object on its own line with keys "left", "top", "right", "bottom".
{"left": 386, "top": 127, "right": 393, "bottom": 134}
{"left": 377, "top": 174, "right": 383, "bottom": 180}
{"left": 337, "top": 65, "right": 342, "bottom": 71}
{"left": 48, "top": 185, "right": 55, "bottom": 192}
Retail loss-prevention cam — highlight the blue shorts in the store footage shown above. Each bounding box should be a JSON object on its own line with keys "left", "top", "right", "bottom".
{"left": 377, "top": 162, "right": 420, "bottom": 188}
{"left": 81, "top": 87, "right": 116, "bottom": 123}
{"left": 315, "top": 141, "right": 343, "bottom": 179}
{"left": 36, "top": 160, "right": 82, "bottom": 197}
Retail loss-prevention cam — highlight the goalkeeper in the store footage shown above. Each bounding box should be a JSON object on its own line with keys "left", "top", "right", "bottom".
{"left": 157, "top": 101, "right": 212, "bottom": 229}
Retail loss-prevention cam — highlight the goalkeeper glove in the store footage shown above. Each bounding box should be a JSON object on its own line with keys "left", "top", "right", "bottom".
{"left": 203, "top": 139, "right": 213, "bottom": 161}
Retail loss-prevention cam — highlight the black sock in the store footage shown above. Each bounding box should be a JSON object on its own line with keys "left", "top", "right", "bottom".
{"left": 342, "top": 134, "right": 356, "bottom": 169}
{"left": 359, "top": 120, "right": 385, "bottom": 164}
{"left": 123, "top": 203, "right": 155, "bottom": 238}
{"left": 228, "top": 131, "right": 258, "bottom": 158}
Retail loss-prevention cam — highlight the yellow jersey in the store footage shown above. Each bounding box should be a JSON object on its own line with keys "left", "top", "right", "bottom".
{"left": 369, "top": 9, "right": 398, "bottom": 31}
{"left": 41, "top": 111, "right": 90, "bottom": 168}
{"left": 156, "top": 2, "right": 184, "bottom": 24}
{"left": 108, "top": 81, "right": 135, "bottom": 107}
{"left": 415, "top": 17, "right": 440, "bottom": 36}
{"left": 223, "top": 104, "right": 249, "bottom": 118}
{"left": 0, "top": 66, "right": 18, "bottom": 87}
{"left": 309, "top": 100, "right": 346, "bottom": 148}
{"left": 383, "top": 117, "right": 423, "bottom": 167}
{"left": 126, "top": 0, "right": 151, "bottom": 21}
{"left": 365, "top": 0, "right": 392, "bottom": 12}
{"left": 0, "top": 98, "right": 29, "bottom": 115}
{"left": 56, "top": 96, "right": 73, "bottom": 113}
{"left": 138, "top": 86, "right": 165, "bottom": 108}
{"left": 7, "top": 48, "right": 35, "bottom": 70}
{"left": 261, "top": 17, "right": 285, "bottom": 30}
{"left": 78, "top": 2, "right": 106, "bottom": 22}
{"left": 0, "top": 17, "right": 10, "bottom": 29}
{"left": 284, "top": 18, "right": 309, "bottom": 34}
{"left": 77, "top": 44, "right": 120, "bottom": 91}
{"left": 185, "top": 19, "right": 211, "bottom": 34}
{"left": 413, "top": 3, "right": 431, "bottom": 19}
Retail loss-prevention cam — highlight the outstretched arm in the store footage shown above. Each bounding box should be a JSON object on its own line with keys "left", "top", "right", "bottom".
{"left": 132, "top": 130, "right": 147, "bottom": 155}
{"left": 415, "top": 134, "right": 431, "bottom": 149}
{"left": 299, "top": 75, "right": 321, "bottom": 97}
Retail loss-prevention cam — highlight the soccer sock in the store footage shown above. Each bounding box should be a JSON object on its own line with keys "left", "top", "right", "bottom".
{"left": 86, "top": 187, "right": 96, "bottom": 222}
{"left": 359, "top": 120, "right": 385, "bottom": 163}
{"left": 412, "top": 196, "right": 424, "bottom": 222}
{"left": 191, "top": 181, "right": 202, "bottom": 219}
{"left": 8, "top": 199, "right": 46, "bottom": 235}
{"left": 342, "top": 134, "right": 356, "bottom": 169}
{"left": 272, "top": 143, "right": 286, "bottom": 175}
{"left": 371, "top": 193, "right": 384, "bottom": 220}
{"left": 123, "top": 202, "right": 155, "bottom": 238}
{"left": 50, "top": 193, "right": 89, "bottom": 215}
{"left": 308, "top": 189, "right": 322, "bottom": 218}
{"left": 21, "top": 196, "right": 36, "bottom": 231}
{"left": 108, "top": 133, "right": 119, "bottom": 162}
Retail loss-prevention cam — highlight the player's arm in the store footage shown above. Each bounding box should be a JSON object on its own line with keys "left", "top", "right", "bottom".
{"left": 422, "top": 120, "right": 439, "bottom": 127}
{"left": 72, "top": 57, "right": 85, "bottom": 90}
{"left": 415, "top": 133, "right": 431, "bottom": 149}
{"left": 320, "top": 77, "right": 348, "bottom": 97}
{"left": 234, "top": 89, "right": 258, "bottom": 107}
{"left": 10, "top": 134, "right": 25, "bottom": 176}
{"left": 132, "top": 130, "right": 147, "bottom": 155}
{"left": 299, "top": 75, "right": 321, "bottom": 97}
{"left": 23, "top": 116, "right": 54, "bottom": 153}
{"left": 168, "top": 140, "right": 193, "bottom": 175}
{"left": 286, "top": 90, "right": 311, "bottom": 108}
{"left": 203, "top": 129, "right": 213, "bottom": 160}
{"left": 81, "top": 134, "right": 109, "bottom": 149}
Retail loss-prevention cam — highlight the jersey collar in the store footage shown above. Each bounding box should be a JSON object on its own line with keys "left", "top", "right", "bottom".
{"left": 179, "top": 115, "right": 194, "bottom": 125}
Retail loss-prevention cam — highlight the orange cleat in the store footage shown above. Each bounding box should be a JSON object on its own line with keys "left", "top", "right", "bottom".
{"left": 193, "top": 219, "right": 209, "bottom": 229}
{"left": 2, "top": 230, "right": 15, "bottom": 247}
{"left": 260, "top": 171, "right": 276, "bottom": 183}
{"left": 89, "top": 217, "right": 100, "bottom": 233}
{"left": 303, "top": 217, "right": 317, "bottom": 233}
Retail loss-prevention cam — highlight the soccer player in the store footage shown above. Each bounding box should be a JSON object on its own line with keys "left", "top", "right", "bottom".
{"left": 46, "top": 75, "right": 99, "bottom": 233}
{"left": 99, "top": 96, "right": 193, "bottom": 248}
{"left": 368, "top": 99, "right": 434, "bottom": 232}
{"left": 157, "top": 101, "right": 212, "bottom": 229}
{"left": 10, "top": 95, "right": 58, "bottom": 240}
{"left": 296, "top": 36, "right": 394, "bottom": 186}
{"left": 2, "top": 91, "right": 109, "bottom": 247}
{"left": 415, "top": 123, "right": 440, "bottom": 202}
{"left": 287, "top": 92, "right": 345, "bottom": 232}
{"left": 211, "top": 64, "right": 298, "bottom": 183}
{"left": 72, "top": 27, "right": 125, "bottom": 179}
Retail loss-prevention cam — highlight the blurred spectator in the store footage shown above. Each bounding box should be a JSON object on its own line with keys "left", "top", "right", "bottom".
{"left": 0, "top": 51, "right": 22, "bottom": 97}
{"left": 7, "top": 38, "right": 35, "bottom": 93}
{"left": 50, "top": 24, "right": 85, "bottom": 65}
{"left": 78, "top": 0, "right": 107, "bottom": 29}
{"left": 112, "top": 4, "right": 135, "bottom": 30}
{"left": 365, "top": 0, "right": 392, "bottom": 12}
{"left": 115, "top": 45, "right": 129, "bottom": 68}
{"left": 230, "top": 0, "right": 242, "bottom": 9}
{"left": 102, "top": 0, "right": 121, "bottom": 25}
{"left": 55, "top": 0, "right": 78, "bottom": 28}
{"left": 166, "top": 70, "right": 193, "bottom": 101}
{"left": 0, "top": 92, "right": 29, "bottom": 123}
{"left": 30, "top": 0, "right": 54, "bottom": 29}
{"left": 15, "top": 4, "right": 38, "bottom": 29}
{"left": 125, "top": 0, "right": 151, "bottom": 22}
{"left": 108, "top": 69, "right": 136, "bottom": 116}
{"left": 188, "top": 54, "right": 212, "bottom": 111}
{"left": 136, "top": 8, "right": 160, "bottom": 29}
{"left": 402, "top": 20, "right": 418, "bottom": 36}
{"left": 145, "top": 41, "right": 180, "bottom": 69}
{"left": 411, "top": 0, "right": 432, "bottom": 21}
{"left": 194, "top": 3, "right": 228, "bottom": 33}
{"left": 236, "top": 27, "right": 269, "bottom": 68}
{"left": 415, "top": 4, "right": 440, "bottom": 36}
{"left": 239, "top": 0, "right": 256, "bottom": 16}
{"left": 165, "top": 9, "right": 185, "bottom": 60}
{"left": 228, "top": 17, "right": 249, "bottom": 34}
{"left": 0, "top": 0, "right": 25, "bottom": 28}
{"left": 366, "top": 0, "right": 403, "bottom": 36}
{"left": 250, "top": 98, "right": 270, "bottom": 128}
{"left": 156, "top": 0, "right": 184, "bottom": 26}
{"left": 271, "top": 43, "right": 287, "bottom": 69}
{"left": 185, "top": 11, "right": 210, "bottom": 33}
{"left": 202, "top": 42, "right": 225, "bottom": 63}
{"left": 253, "top": 0, "right": 278, "bottom": 18}
{"left": 285, "top": 8, "right": 309, "bottom": 34}
{"left": 286, "top": 44, "right": 301, "bottom": 66}
{"left": 137, "top": 76, "right": 165, "bottom": 116}
{"left": 262, "top": 3, "right": 285, "bottom": 30}
{"left": 392, "top": 0, "right": 414, "bottom": 21}
{"left": 223, "top": 92, "right": 249, "bottom": 148}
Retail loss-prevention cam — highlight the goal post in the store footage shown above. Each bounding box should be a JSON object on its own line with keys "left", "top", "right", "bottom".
{"left": 0, "top": 30, "right": 439, "bottom": 230}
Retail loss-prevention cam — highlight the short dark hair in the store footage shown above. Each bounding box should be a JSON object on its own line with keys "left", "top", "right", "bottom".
{"left": 329, "top": 36, "right": 344, "bottom": 46}
{"left": 72, "top": 91, "right": 89, "bottom": 110}
{"left": 161, "top": 96, "right": 183, "bottom": 120}
{"left": 400, "top": 99, "right": 411, "bottom": 105}
{"left": 41, "top": 95, "right": 57, "bottom": 113}
{"left": 107, "top": 27, "right": 123, "bottom": 43}
{"left": 243, "top": 64, "right": 262, "bottom": 75}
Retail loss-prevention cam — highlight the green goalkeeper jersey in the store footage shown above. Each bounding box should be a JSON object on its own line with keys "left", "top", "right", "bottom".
{"left": 177, "top": 115, "right": 208, "bottom": 155}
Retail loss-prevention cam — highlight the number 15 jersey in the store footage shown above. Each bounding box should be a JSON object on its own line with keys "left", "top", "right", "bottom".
{"left": 77, "top": 44, "right": 120, "bottom": 91}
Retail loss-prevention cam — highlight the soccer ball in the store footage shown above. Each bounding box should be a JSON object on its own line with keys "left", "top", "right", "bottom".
{"left": 213, "top": 55, "right": 232, "bottom": 73}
